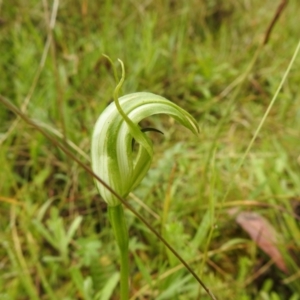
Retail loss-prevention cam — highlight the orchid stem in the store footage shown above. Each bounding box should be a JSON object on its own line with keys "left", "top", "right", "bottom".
{"left": 108, "top": 205, "right": 129, "bottom": 300}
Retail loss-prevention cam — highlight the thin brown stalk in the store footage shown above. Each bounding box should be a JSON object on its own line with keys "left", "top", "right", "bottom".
{"left": 0, "top": 0, "right": 59, "bottom": 146}
{"left": 263, "top": 0, "right": 288, "bottom": 45}
{"left": 0, "top": 94, "right": 217, "bottom": 300}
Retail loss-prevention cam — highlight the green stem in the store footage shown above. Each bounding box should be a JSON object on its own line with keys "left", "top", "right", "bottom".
{"left": 108, "top": 204, "right": 129, "bottom": 300}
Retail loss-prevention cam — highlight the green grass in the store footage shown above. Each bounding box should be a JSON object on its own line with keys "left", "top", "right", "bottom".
{"left": 1, "top": 0, "right": 300, "bottom": 299}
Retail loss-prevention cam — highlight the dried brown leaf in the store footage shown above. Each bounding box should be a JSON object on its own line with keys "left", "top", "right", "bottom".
{"left": 236, "top": 211, "right": 288, "bottom": 273}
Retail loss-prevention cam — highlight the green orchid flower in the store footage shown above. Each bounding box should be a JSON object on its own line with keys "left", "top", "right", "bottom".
{"left": 90, "top": 59, "right": 201, "bottom": 300}
{"left": 91, "top": 91, "right": 199, "bottom": 206}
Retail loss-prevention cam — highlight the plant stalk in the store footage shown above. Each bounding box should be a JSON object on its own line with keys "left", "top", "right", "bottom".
{"left": 0, "top": 94, "right": 216, "bottom": 299}
{"left": 108, "top": 204, "right": 129, "bottom": 300}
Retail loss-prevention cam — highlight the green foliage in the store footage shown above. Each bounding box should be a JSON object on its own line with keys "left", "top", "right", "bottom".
{"left": 1, "top": 0, "right": 300, "bottom": 299}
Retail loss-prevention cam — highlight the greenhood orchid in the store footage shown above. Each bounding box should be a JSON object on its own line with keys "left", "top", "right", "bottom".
{"left": 90, "top": 59, "right": 204, "bottom": 300}
{"left": 91, "top": 91, "right": 199, "bottom": 206}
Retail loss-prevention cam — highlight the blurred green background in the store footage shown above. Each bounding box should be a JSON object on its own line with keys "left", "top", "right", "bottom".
{"left": 1, "top": 0, "right": 300, "bottom": 299}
